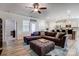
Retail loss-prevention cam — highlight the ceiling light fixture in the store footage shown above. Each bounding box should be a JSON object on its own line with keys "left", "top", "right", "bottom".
{"left": 34, "top": 8, "right": 38, "bottom": 12}
{"left": 25, "top": 3, "right": 47, "bottom": 14}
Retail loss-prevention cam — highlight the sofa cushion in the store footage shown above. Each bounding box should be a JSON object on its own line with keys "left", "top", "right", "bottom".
{"left": 24, "top": 36, "right": 41, "bottom": 40}
{"left": 31, "top": 31, "right": 40, "bottom": 36}
{"left": 45, "top": 32, "right": 57, "bottom": 37}
{"left": 42, "top": 36, "right": 60, "bottom": 42}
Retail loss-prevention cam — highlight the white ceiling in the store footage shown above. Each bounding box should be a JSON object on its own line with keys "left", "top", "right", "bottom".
{"left": 0, "top": 3, "right": 79, "bottom": 20}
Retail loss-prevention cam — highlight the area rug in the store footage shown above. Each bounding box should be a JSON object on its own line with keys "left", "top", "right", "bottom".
{"left": 24, "top": 44, "right": 68, "bottom": 56}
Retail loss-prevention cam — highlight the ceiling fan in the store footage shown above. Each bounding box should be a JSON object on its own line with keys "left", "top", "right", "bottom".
{"left": 25, "top": 3, "right": 47, "bottom": 14}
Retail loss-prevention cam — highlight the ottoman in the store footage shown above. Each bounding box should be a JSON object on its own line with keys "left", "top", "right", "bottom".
{"left": 30, "top": 38, "right": 55, "bottom": 56}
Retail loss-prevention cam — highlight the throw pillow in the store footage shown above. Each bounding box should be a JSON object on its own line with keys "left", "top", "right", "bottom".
{"left": 40, "top": 31, "right": 45, "bottom": 36}
{"left": 56, "top": 32, "right": 60, "bottom": 38}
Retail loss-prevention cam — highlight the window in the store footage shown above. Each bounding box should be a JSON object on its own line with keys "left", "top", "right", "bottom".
{"left": 30, "top": 20, "right": 37, "bottom": 33}
{"left": 23, "top": 20, "right": 29, "bottom": 32}
{"left": 31, "top": 23, "right": 36, "bottom": 33}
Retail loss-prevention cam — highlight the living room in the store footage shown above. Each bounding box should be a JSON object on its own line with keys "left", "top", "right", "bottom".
{"left": 0, "top": 3, "right": 79, "bottom": 56}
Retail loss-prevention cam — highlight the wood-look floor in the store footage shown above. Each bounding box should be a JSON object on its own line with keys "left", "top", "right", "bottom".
{"left": 1, "top": 39, "right": 30, "bottom": 56}
{"left": 0, "top": 35, "right": 77, "bottom": 56}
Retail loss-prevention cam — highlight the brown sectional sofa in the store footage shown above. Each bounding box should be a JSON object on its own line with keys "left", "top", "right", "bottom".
{"left": 24, "top": 36, "right": 41, "bottom": 44}
{"left": 42, "top": 32, "right": 66, "bottom": 48}
{"left": 24, "top": 31, "right": 66, "bottom": 48}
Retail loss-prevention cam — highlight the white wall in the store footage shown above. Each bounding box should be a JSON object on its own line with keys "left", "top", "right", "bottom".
{"left": 0, "top": 11, "right": 30, "bottom": 41}
{"left": 37, "top": 20, "right": 47, "bottom": 31}
{"left": 56, "top": 19, "right": 79, "bottom": 28}
{"left": 1, "top": 10, "right": 79, "bottom": 41}
{"left": 0, "top": 11, "right": 49, "bottom": 41}
{"left": 44, "top": 18, "right": 79, "bottom": 31}
{"left": 48, "top": 21, "right": 56, "bottom": 30}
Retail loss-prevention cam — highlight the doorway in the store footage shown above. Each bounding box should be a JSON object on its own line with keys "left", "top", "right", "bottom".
{"left": 4, "top": 19, "right": 16, "bottom": 46}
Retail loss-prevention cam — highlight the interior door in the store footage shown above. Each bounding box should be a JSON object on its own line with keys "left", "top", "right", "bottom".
{"left": 4, "top": 19, "right": 16, "bottom": 45}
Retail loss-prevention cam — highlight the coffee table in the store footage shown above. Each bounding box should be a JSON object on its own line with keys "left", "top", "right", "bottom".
{"left": 30, "top": 38, "right": 55, "bottom": 56}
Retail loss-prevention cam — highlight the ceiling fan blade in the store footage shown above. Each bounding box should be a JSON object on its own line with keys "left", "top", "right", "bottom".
{"left": 38, "top": 11, "right": 41, "bottom": 14}
{"left": 39, "top": 7, "right": 47, "bottom": 9}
